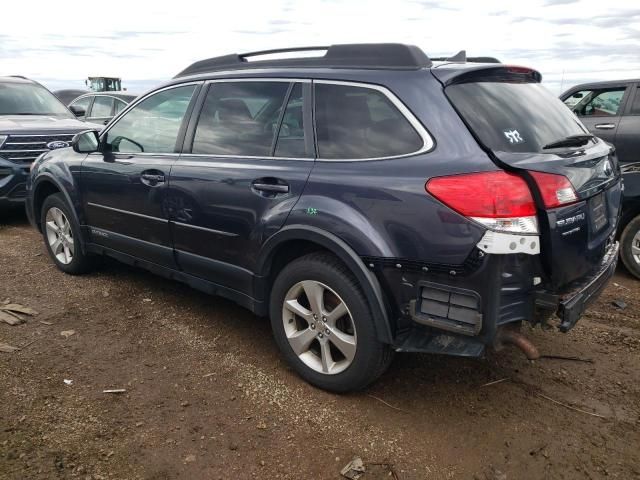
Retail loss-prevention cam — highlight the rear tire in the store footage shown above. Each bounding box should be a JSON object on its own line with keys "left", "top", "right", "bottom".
{"left": 269, "top": 252, "right": 394, "bottom": 392}
{"left": 620, "top": 216, "right": 640, "bottom": 280}
{"left": 40, "top": 193, "right": 94, "bottom": 275}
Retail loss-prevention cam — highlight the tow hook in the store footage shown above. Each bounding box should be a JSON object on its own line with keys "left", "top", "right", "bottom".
{"left": 495, "top": 325, "right": 540, "bottom": 360}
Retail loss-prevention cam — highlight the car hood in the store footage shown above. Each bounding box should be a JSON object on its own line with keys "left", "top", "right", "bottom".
{"left": 0, "top": 115, "right": 103, "bottom": 134}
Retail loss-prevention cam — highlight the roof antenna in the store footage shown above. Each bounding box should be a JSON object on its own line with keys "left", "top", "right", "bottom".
{"left": 447, "top": 50, "right": 466, "bottom": 62}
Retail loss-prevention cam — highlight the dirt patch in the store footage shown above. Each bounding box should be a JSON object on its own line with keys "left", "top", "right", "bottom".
{"left": 1, "top": 211, "right": 639, "bottom": 479}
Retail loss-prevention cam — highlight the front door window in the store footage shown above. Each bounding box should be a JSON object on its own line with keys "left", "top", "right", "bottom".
{"left": 105, "top": 85, "right": 197, "bottom": 154}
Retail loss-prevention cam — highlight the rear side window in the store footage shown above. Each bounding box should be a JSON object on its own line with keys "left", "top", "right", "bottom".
{"left": 314, "top": 83, "right": 423, "bottom": 159}
{"left": 447, "top": 82, "right": 588, "bottom": 153}
{"left": 90, "top": 96, "right": 113, "bottom": 118}
{"left": 192, "top": 82, "right": 290, "bottom": 156}
{"left": 564, "top": 88, "right": 626, "bottom": 117}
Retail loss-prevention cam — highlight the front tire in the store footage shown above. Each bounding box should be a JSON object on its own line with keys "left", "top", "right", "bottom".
{"left": 40, "top": 193, "right": 93, "bottom": 275}
{"left": 620, "top": 216, "right": 640, "bottom": 280}
{"left": 270, "top": 252, "right": 393, "bottom": 392}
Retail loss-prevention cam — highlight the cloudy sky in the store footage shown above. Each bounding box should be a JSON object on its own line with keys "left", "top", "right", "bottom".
{"left": 2, "top": 0, "right": 639, "bottom": 95}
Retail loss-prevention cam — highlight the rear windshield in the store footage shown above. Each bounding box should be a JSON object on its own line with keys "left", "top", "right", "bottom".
{"left": 446, "top": 82, "right": 588, "bottom": 153}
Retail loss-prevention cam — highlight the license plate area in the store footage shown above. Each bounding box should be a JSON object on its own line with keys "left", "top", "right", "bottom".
{"left": 589, "top": 192, "right": 607, "bottom": 233}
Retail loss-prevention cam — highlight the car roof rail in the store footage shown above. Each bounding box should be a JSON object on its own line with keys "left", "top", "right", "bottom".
{"left": 9, "top": 75, "right": 29, "bottom": 79}
{"left": 431, "top": 50, "right": 501, "bottom": 64}
{"left": 174, "top": 43, "right": 432, "bottom": 78}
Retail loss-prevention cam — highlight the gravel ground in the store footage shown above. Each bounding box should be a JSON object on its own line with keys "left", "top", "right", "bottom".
{"left": 1, "top": 210, "right": 639, "bottom": 480}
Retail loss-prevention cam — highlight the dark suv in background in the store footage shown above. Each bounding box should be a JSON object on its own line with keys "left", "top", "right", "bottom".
{"left": 561, "top": 79, "right": 640, "bottom": 278}
{"left": 27, "top": 44, "right": 622, "bottom": 392}
{"left": 0, "top": 76, "right": 101, "bottom": 210}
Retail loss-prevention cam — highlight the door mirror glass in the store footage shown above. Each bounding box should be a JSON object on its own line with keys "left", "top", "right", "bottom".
{"left": 69, "top": 105, "right": 86, "bottom": 117}
{"left": 72, "top": 130, "right": 100, "bottom": 153}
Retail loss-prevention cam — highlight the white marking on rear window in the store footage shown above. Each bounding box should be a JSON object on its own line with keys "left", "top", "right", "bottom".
{"left": 503, "top": 129, "right": 524, "bottom": 144}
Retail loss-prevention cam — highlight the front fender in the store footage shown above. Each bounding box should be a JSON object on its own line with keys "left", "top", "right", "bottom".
{"left": 257, "top": 225, "right": 394, "bottom": 343}
{"left": 29, "top": 151, "right": 87, "bottom": 252}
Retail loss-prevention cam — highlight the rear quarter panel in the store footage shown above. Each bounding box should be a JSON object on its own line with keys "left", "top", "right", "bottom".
{"left": 288, "top": 70, "right": 495, "bottom": 264}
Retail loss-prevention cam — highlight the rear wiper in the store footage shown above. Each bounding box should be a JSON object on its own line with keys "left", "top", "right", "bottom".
{"left": 542, "top": 134, "right": 595, "bottom": 150}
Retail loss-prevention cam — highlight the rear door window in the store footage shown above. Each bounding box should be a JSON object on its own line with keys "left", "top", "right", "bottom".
{"left": 565, "top": 88, "right": 626, "bottom": 117}
{"left": 90, "top": 96, "right": 114, "bottom": 118}
{"left": 192, "top": 81, "right": 290, "bottom": 156}
{"left": 314, "top": 83, "right": 423, "bottom": 159}
{"left": 447, "top": 81, "right": 588, "bottom": 153}
{"left": 274, "top": 83, "right": 306, "bottom": 157}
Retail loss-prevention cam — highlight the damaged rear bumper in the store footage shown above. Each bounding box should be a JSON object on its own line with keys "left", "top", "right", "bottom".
{"left": 539, "top": 241, "right": 619, "bottom": 333}
{"left": 370, "top": 242, "right": 619, "bottom": 358}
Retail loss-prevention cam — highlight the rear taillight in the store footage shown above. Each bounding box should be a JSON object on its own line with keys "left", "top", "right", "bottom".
{"left": 426, "top": 171, "right": 538, "bottom": 234}
{"left": 529, "top": 171, "right": 578, "bottom": 208}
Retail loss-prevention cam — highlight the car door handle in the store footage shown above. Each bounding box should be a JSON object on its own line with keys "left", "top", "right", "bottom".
{"left": 595, "top": 123, "right": 616, "bottom": 130}
{"left": 252, "top": 183, "right": 289, "bottom": 193}
{"left": 141, "top": 173, "right": 165, "bottom": 186}
{"left": 251, "top": 178, "right": 290, "bottom": 195}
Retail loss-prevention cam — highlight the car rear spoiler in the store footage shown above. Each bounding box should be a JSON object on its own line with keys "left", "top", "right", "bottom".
{"left": 430, "top": 50, "right": 501, "bottom": 64}
{"left": 431, "top": 64, "right": 543, "bottom": 86}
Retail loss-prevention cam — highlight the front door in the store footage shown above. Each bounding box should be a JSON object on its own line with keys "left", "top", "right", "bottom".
{"left": 81, "top": 83, "right": 200, "bottom": 268}
{"left": 168, "top": 80, "right": 314, "bottom": 295}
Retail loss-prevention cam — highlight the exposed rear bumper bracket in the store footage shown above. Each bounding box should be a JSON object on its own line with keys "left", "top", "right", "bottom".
{"left": 556, "top": 241, "right": 619, "bottom": 332}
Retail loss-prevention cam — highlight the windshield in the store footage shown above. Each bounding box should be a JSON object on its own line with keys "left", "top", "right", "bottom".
{"left": 446, "top": 81, "right": 588, "bottom": 153}
{"left": 0, "top": 82, "right": 73, "bottom": 116}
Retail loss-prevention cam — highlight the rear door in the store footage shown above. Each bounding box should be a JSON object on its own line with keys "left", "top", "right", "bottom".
{"left": 615, "top": 83, "right": 640, "bottom": 164}
{"left": 561, "top": 85, "right": 630, "bottom": 144}
{"left": 168, "top": 80, "right": 314, "bottom": 293}
{"left": 81, "top": 83, "right": 200, "bottom": 268}
{"left": 441, "top": 67, "right": 623, "bottom": 289}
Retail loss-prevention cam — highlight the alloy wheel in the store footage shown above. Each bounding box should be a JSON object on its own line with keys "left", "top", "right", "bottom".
{"left": 45, "top": 207, "right": 74, "bottom": 265}
{"left": 633, "top": 229, "right": 640, "bottom": 266}
{"left": 282, "top": 280, "right": 357, "bottom": 375}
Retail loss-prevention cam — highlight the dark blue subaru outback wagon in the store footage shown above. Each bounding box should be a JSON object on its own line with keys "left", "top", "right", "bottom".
{"left": 26, "top": 44, "right": 622, "bottom": 392}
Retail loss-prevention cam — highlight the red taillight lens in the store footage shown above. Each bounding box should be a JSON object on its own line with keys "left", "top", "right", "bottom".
{"left": 426, "top": 171, "right": 536, "bottom": 218}
{"left": 529, "top": 171, "right": 578, "bottom": 209}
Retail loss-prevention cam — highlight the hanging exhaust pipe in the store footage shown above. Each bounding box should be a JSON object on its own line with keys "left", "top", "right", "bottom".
{"left": 495, "top": 325, "right": 540, "bottom": 360}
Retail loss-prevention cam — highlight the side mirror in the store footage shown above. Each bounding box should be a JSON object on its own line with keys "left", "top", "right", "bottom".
{"left": 69, "top": 105, "right": 86, "bottom": 117}
{"left": 72, "top": 130, "right": 101, "bottom": 153}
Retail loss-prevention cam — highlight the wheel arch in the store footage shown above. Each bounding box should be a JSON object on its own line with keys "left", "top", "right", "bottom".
{"left": 256, "top": 225, "right": 394, "bottom": 344}
{"left": 32, "top": 175, "right": 87, "bottom": 254}
{"left": 619, "top": 199, "right": 640, "bottom": 238}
